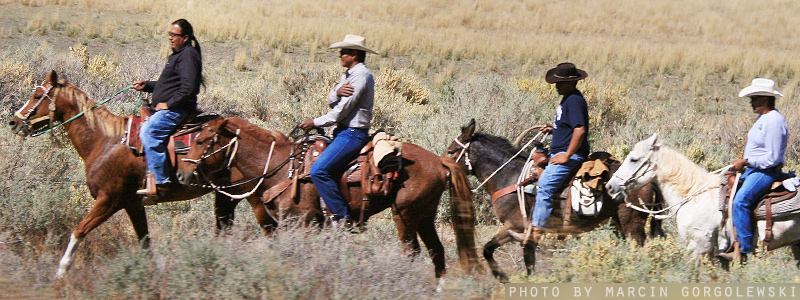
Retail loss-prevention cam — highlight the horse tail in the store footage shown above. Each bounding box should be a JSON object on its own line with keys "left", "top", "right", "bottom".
{"left": 441, "top": 155, "right": 482, "bottom": 274}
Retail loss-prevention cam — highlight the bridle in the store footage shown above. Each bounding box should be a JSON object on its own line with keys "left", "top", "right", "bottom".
{"left": 611, "top": 145, "right": 732, "bottom": 219}
{"left": 14, "top": 83, "right": 60, "bottom": 135}
{"left": 452, "top": 138, "right": 473, "bottom": 171}
{"left": 181, "top": 126, "right": 288, "bottom": 200}
{"left": 610, "top": 146, "right": 657, "bottom": 196}
{"left": 182, "top": 127, "right": 241, "bottom": 171}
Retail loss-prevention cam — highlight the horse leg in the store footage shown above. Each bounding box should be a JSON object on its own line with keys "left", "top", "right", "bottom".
{"left": 791, "top": 243, "right": 800, "bottom": 268}
{"left": 56, "top": 191, "right": 121, "bottom": 279}
{"left": 484, "top": 224, "right": 515, "bottom": 283}
{"left": 417, "top": 216, "right": 445, "bottom": 279}
{"left": 392, "top": 207, "right": 422, "bottom": 255}
{"left": 246, "top": 195, "right": 278, "bottom": 234}
{"left": 522, "top": 240, "right": 537, "bottom": 276}
{"left": 214, "top": 192, "right": 240, "bottom": 235}
{"left": 123, "top": 204, "right": 150, "bottom": 248}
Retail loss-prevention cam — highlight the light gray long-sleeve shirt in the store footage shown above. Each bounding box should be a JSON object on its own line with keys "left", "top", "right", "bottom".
{"left": 313, "top": 63, "right": 373, "bottom": 129}
{"left": 744, "top": 109, "right": 788, "bottom": 169}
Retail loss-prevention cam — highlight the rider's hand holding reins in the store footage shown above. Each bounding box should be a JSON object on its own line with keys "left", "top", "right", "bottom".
{"left": 539, "top": 123, "right": 553, "bottom": 133}
{"left": 132, "top": 80, "right": 146, "bottom": 91}
{"left": 298, "top": 120, "right": 316, "bottom": 131}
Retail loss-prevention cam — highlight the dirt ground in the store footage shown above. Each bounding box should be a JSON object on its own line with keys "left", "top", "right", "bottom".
{"left": 0, "top": 277, "right": 57, "bottom": 299}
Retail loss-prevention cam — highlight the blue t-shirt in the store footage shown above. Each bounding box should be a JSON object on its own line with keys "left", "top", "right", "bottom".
{"left": 550, "top": 90, "right": 590, "bottom": 158}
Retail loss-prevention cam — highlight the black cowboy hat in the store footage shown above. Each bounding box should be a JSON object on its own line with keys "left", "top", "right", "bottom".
{"left": 545, "top": 62, "right": 588, "bottom": 84}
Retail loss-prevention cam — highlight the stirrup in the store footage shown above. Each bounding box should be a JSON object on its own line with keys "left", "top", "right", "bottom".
{"left": 136, "top": 174, "right": 157, "bottom": 196}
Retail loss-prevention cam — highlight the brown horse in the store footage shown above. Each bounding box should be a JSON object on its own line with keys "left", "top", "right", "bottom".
{"left": 444, "top": 119, "right": 664, "bottom": 282}
{"left": 7, "top": 71, "right": 278, "bottom": 278}
{"left": 175, "top": 117, "right": 482, "bottom": 283}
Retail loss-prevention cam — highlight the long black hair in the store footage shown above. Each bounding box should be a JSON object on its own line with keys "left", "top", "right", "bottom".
{"left": 172, "top": 19, "right": 205, "bottom": 87}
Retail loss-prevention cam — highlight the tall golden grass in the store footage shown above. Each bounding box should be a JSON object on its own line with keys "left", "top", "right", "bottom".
{"left": 9, "top": 0, "right": 800, "bottom": 84}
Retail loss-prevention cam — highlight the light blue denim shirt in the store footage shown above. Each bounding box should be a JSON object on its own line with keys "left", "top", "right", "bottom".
{"left": 313, "top": 63, "right": 374, "bottom": 129}
{"left": 744, "top": 109, "right": 788, "bottom": 169}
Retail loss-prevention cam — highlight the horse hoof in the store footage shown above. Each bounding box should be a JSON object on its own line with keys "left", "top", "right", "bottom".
{"left": 493, "top": 270, "right": 509, "bottom": 283}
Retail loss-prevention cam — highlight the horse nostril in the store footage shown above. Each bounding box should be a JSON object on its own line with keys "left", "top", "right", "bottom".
{"left": 9, "top": 120, "right": 16, "bottom": 127}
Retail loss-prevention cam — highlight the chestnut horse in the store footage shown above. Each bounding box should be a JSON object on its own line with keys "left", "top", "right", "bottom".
{"left": 444, "top": 119, "right": 664, "bottom": 282}
{"left": 175, "top": 117, "right": 482, "bottom": 282}
{"left": 8, "top": 71, "right": 278, "bottom": 278}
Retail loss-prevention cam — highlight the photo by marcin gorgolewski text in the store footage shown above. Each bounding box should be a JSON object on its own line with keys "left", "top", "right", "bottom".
{"left": 505, "top": 283, "right": 798, "bottom": 300}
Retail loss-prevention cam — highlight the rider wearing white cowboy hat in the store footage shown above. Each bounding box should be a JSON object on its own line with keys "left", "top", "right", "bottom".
{"left": 719, "top": 78, "right": 788, "bottom": 265}
{"left": 299, "top": 34, "right": 377, "bottom": 225}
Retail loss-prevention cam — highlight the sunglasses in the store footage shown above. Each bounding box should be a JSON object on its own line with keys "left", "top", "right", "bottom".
{"left": 339, "top": 49, "right": 358, "bottom": 56}
{"left": 169, "top": 32, "right": 187, "bottom": 38}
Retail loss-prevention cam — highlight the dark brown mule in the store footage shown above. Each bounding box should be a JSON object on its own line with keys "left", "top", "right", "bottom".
{"left": 444, "top": 119, "right": 664, "bottom": 282}
{"left": 176, "top": 117, "right": 482, "bottom": 282}
{"left": 7, "top": 71, "right": 278, "bottom": 278}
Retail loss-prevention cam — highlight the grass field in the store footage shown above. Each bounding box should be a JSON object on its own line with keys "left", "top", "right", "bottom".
{"left": 2, "top": 1, "right": 800, "bottom": 298}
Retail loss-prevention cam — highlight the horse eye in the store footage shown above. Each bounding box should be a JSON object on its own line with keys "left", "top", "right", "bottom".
{"left": 630, "top": 157, "right": 639, "bottom": 163}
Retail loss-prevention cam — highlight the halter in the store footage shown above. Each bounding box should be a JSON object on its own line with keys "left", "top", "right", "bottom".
{"left": 181, "top": 127, "right": 287, "bottom": 200}
{"left": 610, "top": 147, "right": 657, "bottom": 194}
{"left": 14, "top": 84, "right": 60, "bottom": 134}
{"left": 611, "top": 145, "right": 732, "bottom": 219}
{"left": 452, "top": 138, "right": 473, "bottom": 171}
{"left": 182, "top": 128, "right": 241, "bottom": 170}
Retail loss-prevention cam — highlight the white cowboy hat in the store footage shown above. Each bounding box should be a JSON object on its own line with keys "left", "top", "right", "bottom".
{"left": 328, "top": 34, "right": 378, "bottom": 54}
{"left": 739, "top": 78, "right": 784, "bottom": 98}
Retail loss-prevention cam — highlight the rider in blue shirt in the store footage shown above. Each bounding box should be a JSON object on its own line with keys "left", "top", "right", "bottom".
{"left": 528, "top": 63, "right": 590, "bottom": 242}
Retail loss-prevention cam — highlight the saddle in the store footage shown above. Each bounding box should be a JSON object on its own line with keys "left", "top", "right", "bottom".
{"left": 261, "top": 131, "right": 403, "bottom": 210}
{"left": 720, "top": 171, "right": 800, "bottom": 245}
{"left": 124, "top": 106, "right": 219, "bottom": 167}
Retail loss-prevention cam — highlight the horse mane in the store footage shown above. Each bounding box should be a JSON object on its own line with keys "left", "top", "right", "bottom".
{"left": 472, "top": 132, "right": 529, "bottom": 161}
{"left": 655, "top": 145, "right": 719, "bottom": 196}
{"left": 225, "top": 117, "right": 288, "bottom": 143}
{"left": 61, "top": 83, "right": 126, "bottom": 137}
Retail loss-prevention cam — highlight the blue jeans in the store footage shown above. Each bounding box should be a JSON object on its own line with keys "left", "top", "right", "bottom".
{"left": 310, "top": 127, "right": 369, "bottom": 220}
{"left": 140, "top": 108, "right": 188, "bottom": 185}
{"left": 732, "top": 167, "right": 782, "bottom": 254}
{"left": 531, "top": 153, "right": 584, "bottom": 228}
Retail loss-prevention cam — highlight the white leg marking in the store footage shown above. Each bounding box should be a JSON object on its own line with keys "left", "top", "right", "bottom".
{"left": 55, "top": 234, "right": 81, "bottom": 279}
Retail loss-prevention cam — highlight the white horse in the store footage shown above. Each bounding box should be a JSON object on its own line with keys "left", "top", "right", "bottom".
{"left": 606, "top": 134, "right": 800, "bottom": 264}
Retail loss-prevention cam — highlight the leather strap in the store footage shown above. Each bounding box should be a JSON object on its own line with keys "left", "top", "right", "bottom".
{"left": 262, "top": 180, "right": 293, "bottom": 204}
{"left": 764, "top": 197, "right": 773, "bottom": 245}
{"left": 491, "top": 176, "right": 535, "bottom": 203}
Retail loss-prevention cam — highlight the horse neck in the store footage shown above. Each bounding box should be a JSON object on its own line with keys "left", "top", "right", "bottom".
{"left": 469, "top": 137, "right": 528, "bottom": 192}
{"left": 58, "top": 86, "right": 125, "bottom": 159}
{"left": 228, "top": 126, "right": 292, "bottom": 180}
{"left": 652, "top": 146, "right": 720, "bottom": 207}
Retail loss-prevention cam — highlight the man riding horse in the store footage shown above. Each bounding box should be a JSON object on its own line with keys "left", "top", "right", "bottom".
{"left": 298, "top": 35, "right": 377, "bottom": 226}
{"left": 510, "top": 62, "right": 590, "bottom": 243}
{"left": 133, "top": 19, "right": 204, "bottom": 198}
{"left": 718, "top": 78, "right": 788, "bottom": 265}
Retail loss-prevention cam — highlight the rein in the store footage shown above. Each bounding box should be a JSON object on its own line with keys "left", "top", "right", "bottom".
{"left": 458, "top": 131, "right": 549, "bottom": 194}
{"left": 613, "top": 147, "right": 732, "bottom": 219}
{"left": 183, "top": 128, "right": 293, "bottom": 200}
{"left": 20, "top": 85, "right": 136, "bottom": 137}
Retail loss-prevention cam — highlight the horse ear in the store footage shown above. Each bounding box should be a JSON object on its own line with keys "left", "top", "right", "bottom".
{"left": 209, "top": 117, "right": 228, "bottom": 133}
{"left": 648, "top": 133, "right": 661, "bottom": 149}
{"left": 460, "top": 119, "right": 476, "bottom": 140}
{"left": 45, "top": 70, "right": 58, "bottom": 85}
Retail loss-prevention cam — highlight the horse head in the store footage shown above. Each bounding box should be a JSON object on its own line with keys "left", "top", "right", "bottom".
{"left": 606, "top": 133, "right": 662, "bottom": 201}
{"left": 9, "top": 70, "right": 68, "bottom": 137}
{"left": 443, "top": 118, "right": 476, "bottom": 172}
{"left": 176, "top": 117, "right": 237, "bottom": 185}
